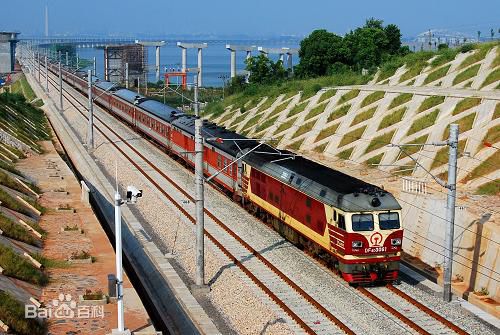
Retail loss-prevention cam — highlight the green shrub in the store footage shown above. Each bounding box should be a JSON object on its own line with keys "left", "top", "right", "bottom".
{"left": 378, "top": 107, "right": 406, "bottom": 130}
{"left": 453, "top": 64, "right": 481, "bottom": 86}
{"left": 452, "top": 97, "right": 481, "bottom": 115}
{"left": 0, "top": 244, "right": 48, "bottom": 285}
{"left": 424, "top": 64, "right": 451, "bottom": 84}
{"left": 0, "top": 291, "right": 47, "bottom": 335}
{"left": 407, "top": 109, "right": 440, "bottom": 135}
{"left": 338, "top": 126, "right": 366, "bottom": 147}
{"left": 327, "top": 104, "right": 351, "bottom": 123}
{"left": 351, "top": 107, "right": 377, "bottom": 126}
{"left": 418, "top": 96, "right": 445, "bottom": 113}
{"left": 365, "top": 130, "right": 396, "bottom": 153}
{"left": 203, "top": 101, "right": 225, "bottom": 117}
{"left": 388, "top": 93, "right": 413, "bottom": 110}
{"left": 315, "top": 123, "right": 339, "bottom": 142}
{"left": 360, "top": 91, "right": 384, "bottom": 108}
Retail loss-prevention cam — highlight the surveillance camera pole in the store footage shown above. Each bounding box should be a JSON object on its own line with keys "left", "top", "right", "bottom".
{"left": 443, "top": 124, "right": 458, "bottom": 302}
{"left": 87, "top": 70, "right": 94, "bottom": 151}
{"left": 114, "top": 190, "right": 127, "bottom": 333}
{"left": 193, "top": 74, "right": 206, "bottom": 289}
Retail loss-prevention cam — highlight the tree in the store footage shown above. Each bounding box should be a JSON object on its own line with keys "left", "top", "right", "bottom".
{"left": 295, "top": 29, "right": 345, "bottom": 77}
{"left": 384, "top": 24, "right": 402, "bottom": 54}
{"left": 245, "top": 55, "right": 286, "bottom": 84}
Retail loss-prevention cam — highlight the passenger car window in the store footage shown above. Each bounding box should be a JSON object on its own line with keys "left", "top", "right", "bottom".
{"left": 351, "top": 214, "right": 374, "bottom": 231}
{"left": 379, "top": 212, "right": 400, "bottom": 230}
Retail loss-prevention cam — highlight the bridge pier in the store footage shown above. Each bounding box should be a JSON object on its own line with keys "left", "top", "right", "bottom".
{"left": 225, "top": 45, "right": 255, "bottom": 78}
{"left": 177, "top": 42, "right": 208, "bottom": 87}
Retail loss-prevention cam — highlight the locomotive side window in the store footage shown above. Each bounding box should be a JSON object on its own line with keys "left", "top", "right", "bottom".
{"left": 333, "top": 210, "right": 337, "bottom": 222}
{"left": 352, "top": 214, "right": 374, "bottom": 232}
{"left": 338, "top": 214, "right": 346, "bottom": 230}
{"left": 305, "top": 197, "right": 312, "bottom": 208}
{"left": 217, "top": 155, "right": 222, "bottom": 168}
{"left": 379, "top": 212, "right": 400, "bottom": 229}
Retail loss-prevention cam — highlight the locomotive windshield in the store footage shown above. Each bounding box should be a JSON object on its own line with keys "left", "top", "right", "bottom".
{"left": 379, "top": 212, "right": 400, "bottom": 229}
{"left": 351, "top": 214, "right": 374, "bottom": 231}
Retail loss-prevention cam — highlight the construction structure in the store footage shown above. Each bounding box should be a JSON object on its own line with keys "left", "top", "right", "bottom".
{"left": 258, "top": 46, "right": 299, "bottom": 70}
{"left": 226, "top": 44, "right": 255, "bottom": 78}
{"left": 177, "top": 42, "right": 207, "bottom": 87}
{"left": 104, "top": 44, "right": 147, "bottom": 86}
{"left": 0, "top": 32, "right": 19, "bottom": 74}
{"left": 135, "top": 40, "right": 165, "bottom": 82}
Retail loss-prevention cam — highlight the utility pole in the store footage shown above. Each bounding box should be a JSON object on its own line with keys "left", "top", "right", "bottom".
{"left": 193, "top": 74, "right": 206, "bottom": 290}
{"left": 37, "top": 51, "right": 40, "bottom": 82}
{"left": 65, "top": 51, "right": 69, "bottom": 67}
{"left": 443, "top": 124, "right": 458, "bottom": 302}
{"left": 137, "top": 77, "right": 140, "bottom": 94}
{"left": 45, "top": 56, "right": 49, "bottom": 92}
{"left": 93, "top": 56, "right": 96, "bottom": 76}
{"left": 114, "top": 190, "right": 125, "bottom": 333}
{"left": 59, "top": 60, "right": 63, "bottom": 112}
{"left": 76, "top": 53, "right": 79, "bottom": 71}
{"left": 87, "top": 70, "right": 94, "bottom": 151}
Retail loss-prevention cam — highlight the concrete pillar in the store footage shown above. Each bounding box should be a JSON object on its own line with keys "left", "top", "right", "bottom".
{"left": 279, "top": 53, "right": 284, "bottom": 63}
{"left": 155, "top": 46, "right": 160, "bottom": 82}
{"left": 230, "top": 50, "right": 236, "bottom": 78}
{"left": 197, "top": 48, "right": 203, "bottom": 87}
{"left": 181, "top": 48, "right": 187, "bottom": 72}
{"left": 287, "top": 53, "right": 293, "bottom": 69}
{"left": 246, "top": 50, "right": 252, "bottom": 60}
{"left": 125, "top": 63, "right": 129, "bottom": 89}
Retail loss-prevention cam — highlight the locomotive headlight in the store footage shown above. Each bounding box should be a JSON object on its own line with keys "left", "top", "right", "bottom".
{"left": 391, "top": 238, "right": 402, "bottom": 246}
{"left": 352, "top": 241, "right": 363, "bottom": 248}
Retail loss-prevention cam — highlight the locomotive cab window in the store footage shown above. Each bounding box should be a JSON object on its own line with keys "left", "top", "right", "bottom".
{"left": 338, "top": 214, "right": 346, "bottom": 230}
{"left": 379, "top": 212, "right": 400, "bottom": 230}
{"left": 351, "top": 214, "right": 374, "bottom": 232}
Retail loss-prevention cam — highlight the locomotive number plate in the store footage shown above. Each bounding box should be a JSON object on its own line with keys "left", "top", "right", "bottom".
{"left": 364, "top": 246, "right": 387, "bottom": 253}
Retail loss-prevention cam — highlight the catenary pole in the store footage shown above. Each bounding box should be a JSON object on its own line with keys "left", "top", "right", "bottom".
{"left": 87, "top": 70, "right": 94, "bottom": 151}
{"left": 58, "top": 60, "right": 63, "bottom": 112}
{"left": 443, "top": 124, "right": 458, "bottom": 302}
{"left": 44, "top": 56, "right": 49, "bottom": 92}
{"left": 114, "top": 191, "right": 125, "bottom": 331}
{"left": 194, "top": 74, "right": 205, "bottom": 287}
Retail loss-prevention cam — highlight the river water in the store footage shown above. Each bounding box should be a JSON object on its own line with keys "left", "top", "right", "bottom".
{"left": 76, "top": 39, "right": 300, "bottom": 87}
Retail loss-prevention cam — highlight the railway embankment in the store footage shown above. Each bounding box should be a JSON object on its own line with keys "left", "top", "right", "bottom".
{"left": 22, "top": 67, "right": 221, "bottom": 334}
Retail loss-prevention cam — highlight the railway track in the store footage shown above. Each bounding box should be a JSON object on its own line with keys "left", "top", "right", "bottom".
{"left": 41, "top": 68, "right": 471, "bottom": 335}
{"left": 43, "top": 70, "right": 352, "bottom": 335}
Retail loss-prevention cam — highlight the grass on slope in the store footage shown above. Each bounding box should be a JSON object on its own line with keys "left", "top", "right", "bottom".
{"left": 483, "top": 125, "right": 500, "bottom": 146}
{"left": 0, "top": 291, "right": 47, "bottom": 335}
{"left": 453, "top": 64, "right": 481, "bottom": 86}
{"left": 351, "top": 106, "right": 377, "bottom": 126}
{"left": 407, "top": 109, "right": 440, "bottom": 136}
{"left": 360, "top": 91, "right": 384, "bottom": 108}
{"left": 480, "top": 67, "right": 500, "bottom": 88}
{"left": 452, "top": 97, "right": 481, "bottom": 116}
{"left": 327, "top": 104, "right": 351, "bottom": 123}
{"left": 418, "top": 96, "right": 445, "bottom": 113}
{"left": 442, "top": 113, "right": 476, "bottom": 140}
{"left": 313, "top": 142, "right": 329, "bottom": 153}
{"left": 431, "top": 139, "right": 466, "bottom": 169}
{"left": 229, "top": 113, "right": 248, "bottom": 127}
{"left": 458, "top": 43, "right": 493, "bottom": 70}
{"left": 388, "top": 93, "right": 413, "bottom": 110}
{"left": 287, "top": 102, "right": 308, "bottom": 118}
{"left": 338, "top": 147, "right": 354, "bottom": 160}
{"left": 400, "top": 134, "right": 429, "bottom": 157}
{"left": 494, "top": 103, "right": 500, "bottom": 120}
{"left": 0, "top": 244, "right": 48, "bottom": 285}
{"left": 462, "top": 151, "right": 499, "bottom": 182}
{"left": 366, "top": 153, "right": 384, "bottom": 166}
{"left": 241, "top": 113, "right": 264, "bottom": 131}
{"left": 378, "top": 107, "right": 406, "bottom": 130}
{"left": 338, "top": 126, "right": 366, "bottom": 148}
{"left": 423, "top": 64, "right": 451, "bottom": 85}
{"left": 378, "top": 51, "right": 434, "bottom": 82}
{"left": 255, "top": 116, "right": 280, "bottom": 133}
{"left": 0, "top": 213, "right": 37, "bottom": 246}
{"left": 338, "top": 90, "right": 360, "bottom": 104}
{"left": 315, "top": 123, "right": 340, "bottom": 142}
{"left": 287, "top": 138, "right": 305, "bottom": 151}
{"left": 293, "top": 120, "right": 316, "bottom": 138}
{"left": 365, "top": 130, "right": 396, "bottom": 154}
{"left": 268, "top": 100, "right": 290, "bottom": 119}
{"left": 257, "top": 96, "right": 278, "bottom": 113}
{"left": 475, "top": 179, "right": 500, "bottom": 195}
{"left": 274, "top": 117, "right": 298, "bottom": 135}
{"left": 305, "top": 102, "right": 328, "bottom": 121}
{"left": 399, "top": 52, "right": 434, "bottom": 83}
{"left": 430, "top": 48, "right": 460, "bottom": 68}
{"left": 318, "top": 89, "right": 337, "bottom": 103}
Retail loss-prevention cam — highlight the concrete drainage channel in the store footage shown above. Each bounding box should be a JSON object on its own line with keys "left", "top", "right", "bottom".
{"left": 37, "top": 76, "right": 219, "bottom": 335}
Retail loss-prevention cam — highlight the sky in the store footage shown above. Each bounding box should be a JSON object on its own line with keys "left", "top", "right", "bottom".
{"left": 1, "top": 0, "right": 499, "bottom": 39}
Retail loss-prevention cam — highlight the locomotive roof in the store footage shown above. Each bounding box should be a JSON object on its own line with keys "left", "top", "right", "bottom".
{"left": 94, "top": 80, "right": 117, "bottom": 92}
{"left": 139, "top": 99, "right": 184, "bottom": 123}
{"left": 114, "top": 89, "right": 146, "bottom": 104}
{"left": 172, "top": 115, "right": 400, "bottom": 212}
